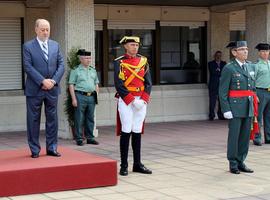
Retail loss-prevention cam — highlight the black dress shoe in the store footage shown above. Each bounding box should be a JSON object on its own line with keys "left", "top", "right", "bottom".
{"left": 265, "top": 140, "right": 270, "bottom": 144}
{"left": 87, "top": 139, "right": 99, "bottom": 145}
{"left": 133, "top": 164, "right": 152, "bottom": 174}
{"left": 47, "top": 150, "right": 61, "bottom": 157}
{"left": 230, "top": 168, "right": 240, "bottom": 174}
{"left": 31, "top": 154, "right": 39, "bottom": 158}
{"left": 238, "top": 166, "right": 254, "bottom": 173}
{"left": 119, "top": 167, "right": 128, "bottom": 176}
{"left": 76, "top": 140, "right": 84, "bottom": 146}
{"left": 253, "top": 141, "right": 262, "bottom": 146}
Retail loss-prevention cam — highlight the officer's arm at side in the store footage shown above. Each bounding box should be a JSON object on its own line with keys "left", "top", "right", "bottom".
{"left": 219, "top": 66, "right": 232, "bottom": 114}
{"left": 141, "top": 67, "right": 152, "bottom": 103}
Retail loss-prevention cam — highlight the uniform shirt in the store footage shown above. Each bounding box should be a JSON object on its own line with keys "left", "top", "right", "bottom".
{"left": 235, "top": 58, "right": 246, "bottom": 69}
{"left": 69, "top": 64, "right": 99, "bottom": 92}
{"left": 254, "top": 58, "right": 270, "bottom": 88}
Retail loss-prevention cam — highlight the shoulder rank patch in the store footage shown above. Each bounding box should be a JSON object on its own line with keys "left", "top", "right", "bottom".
{"left": 114, "top": 55, "right": 125, "bottom": 61}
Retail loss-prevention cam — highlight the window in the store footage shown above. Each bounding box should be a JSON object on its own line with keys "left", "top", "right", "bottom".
{"left": 160, "top": 26, "right": 206, "bottom": 84}
{"left": 0, "top": 18, "right": 23, "bottom": 90}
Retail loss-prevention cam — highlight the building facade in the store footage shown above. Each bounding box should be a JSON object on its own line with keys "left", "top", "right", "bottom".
{"left": 0, "top": 0, "right": 269, "bottom": 138}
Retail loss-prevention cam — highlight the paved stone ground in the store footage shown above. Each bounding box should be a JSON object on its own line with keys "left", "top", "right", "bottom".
{"left": 1, "top": 120, "right": 270, "bottom": 200}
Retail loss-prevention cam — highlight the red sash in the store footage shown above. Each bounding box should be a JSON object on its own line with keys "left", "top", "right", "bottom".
{"left": 228, "top": 90, "right": 259, "bottom": 140}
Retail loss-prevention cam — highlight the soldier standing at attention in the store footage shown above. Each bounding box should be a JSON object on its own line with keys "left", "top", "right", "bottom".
{"left": 114, "top": 36, "right": 152, "bottom": 176}
{"left": 253, "top": 43, "right": 270, "bottom": 146}
{"left": 219, "top": 41, "right": 258, "bottom": 174}
{"left": 69, "top": 49, "right": 99, "bottom": 146}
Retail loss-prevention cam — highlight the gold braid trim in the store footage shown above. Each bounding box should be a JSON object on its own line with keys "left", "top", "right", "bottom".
{"left": 118, "top": 57, "right": 147, "bottom": 81}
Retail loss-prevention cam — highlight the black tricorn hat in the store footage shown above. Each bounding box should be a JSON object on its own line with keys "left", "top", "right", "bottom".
{"left": 226, "top": 41, "right": 247, "bottom": 49}
{"left": 77, "top": 49, "right": 91, "bottom": 56}
{"left": 119, "top": 36, "right": 140, "bottom": 44}
{"left": 255, "top": 43, "right": 270, "bottom": 51}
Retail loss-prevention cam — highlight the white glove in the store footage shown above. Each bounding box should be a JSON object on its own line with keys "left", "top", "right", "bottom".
{"left": 133, "top": 99, "right": 145, "bottom": 110}
{"left": 223, "top": 111, "right": 233, "bottom": 119}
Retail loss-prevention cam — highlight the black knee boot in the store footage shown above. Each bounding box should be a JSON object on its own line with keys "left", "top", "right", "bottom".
{"left": 119, "top": 132, "right": 131, "bottom": 176}
{"left": 131, "top": 133, "right": 152, "bottom": 174}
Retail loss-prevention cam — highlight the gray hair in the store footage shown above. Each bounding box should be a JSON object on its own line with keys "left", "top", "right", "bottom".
{"left": 35, "top": 19, "right": 50, "bottom": 28}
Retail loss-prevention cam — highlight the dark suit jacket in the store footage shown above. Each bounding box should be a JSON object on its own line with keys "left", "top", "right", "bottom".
{"left": 23, "top": 38, "right": 65, "bottom": 96}
{"left": 208, "top": 60, "right": 226, "bottom": 93}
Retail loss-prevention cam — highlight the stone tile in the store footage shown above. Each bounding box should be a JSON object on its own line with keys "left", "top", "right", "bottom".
{"left": 257, "top": 193, "right": 270, "bottom": 200}
{"left": 75, "top": 188, "right": 116, "bottom": 196}
{"left": 125, "top": 190, "right": 169, "bottom": 200}
{"left": 9, "top": 194, "right": 52, "bottom": 200}
{"left": 61, "top": 197, "right": 96, "bottom": 200}
{"left": 44, "top": 191, "right": 84, "bottom": 199}
{"left": 93, "top": 193, "right": 135, "bottom": 200}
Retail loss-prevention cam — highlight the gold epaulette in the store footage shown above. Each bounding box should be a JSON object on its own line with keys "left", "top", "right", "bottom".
{"left": 114, "top": 55, "right": 125, "bottom": 61}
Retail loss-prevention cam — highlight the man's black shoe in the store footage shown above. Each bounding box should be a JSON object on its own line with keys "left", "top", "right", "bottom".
{"left": 133, "top": 164, "right": 152, "bottom": 174}
{"left": 47, "top": 150, "right": 61, "bottom": 157}
{"left": 87, "top": 139, "right": 99, "bottom": 145}
{"left": 76, "top": 140, "right": 84, "bottom": 146}
{"left": 265, "top": 140, "right": 270, "bottom": 144}
{"left": 230, "top": 168, "right": 240, "bottom": 174}
{"left": 238, "top": 166, "right": 254, "bottom": 173}
{"left": 31, "top": 154, "right": 39, "bottom": 158}
{"left": 209, "top": 117, "right": 214, "bottom": 121}
{"left": 253, "top": 141, "right": 262, "bottom": 146}
{"left": 119, "top": 167, "right": 128, "bottom": 176}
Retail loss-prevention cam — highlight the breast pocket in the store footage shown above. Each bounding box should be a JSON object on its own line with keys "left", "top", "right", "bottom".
{"left": 229, "top": 97, "right": 245, "bottom": 104}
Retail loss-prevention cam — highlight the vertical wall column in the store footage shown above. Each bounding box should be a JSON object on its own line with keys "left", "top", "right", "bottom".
{"left": 209, "top": 12, "right": 230, "bottom": 63}
{"left": 246, "top": 3, "right": 270, "bottom": 61}
{"left": 50, "top": 0, "right": 96, "bottom": 139}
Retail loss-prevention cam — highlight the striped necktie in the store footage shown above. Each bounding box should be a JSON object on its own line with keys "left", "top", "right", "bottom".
{"left": 42, "top": 42, "right": 48, "bottom": 60}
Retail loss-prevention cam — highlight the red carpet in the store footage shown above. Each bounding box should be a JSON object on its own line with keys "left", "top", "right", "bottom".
{"left": 0, "top": 147, "right": 117, "bottom": 197}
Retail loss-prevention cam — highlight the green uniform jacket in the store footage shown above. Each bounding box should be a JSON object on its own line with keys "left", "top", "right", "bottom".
{"left": 219, "top": 59, "right": 256, "bottom": 118}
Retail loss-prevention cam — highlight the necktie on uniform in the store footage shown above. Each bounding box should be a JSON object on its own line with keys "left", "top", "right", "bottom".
{"left": 242, "top": 63, "right": 247, "bottom": 71}
{"left": 42, "top": 42, "right": 48, "bottom": 60}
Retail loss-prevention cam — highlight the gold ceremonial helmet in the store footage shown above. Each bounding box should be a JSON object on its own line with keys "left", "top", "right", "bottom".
{"left": 119, "top": 36, "right": 140, "bottom": 44}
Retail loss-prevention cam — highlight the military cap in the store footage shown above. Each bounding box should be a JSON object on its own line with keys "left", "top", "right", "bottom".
{"left": 119, "top": 36, "right": 140, "bottom": 44}
{"left": 255, "top": 43, "right": 270, "bottom": 51}
{"left": 226, "top": 41, "right": 247, "bottom": 49}
{"left": 77, "top": 49, "right": 91, "bottom": 56}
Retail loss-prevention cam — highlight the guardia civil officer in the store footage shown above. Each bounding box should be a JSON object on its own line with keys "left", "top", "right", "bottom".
{"left": 253, "top": 43, "right": 270, "bottom": 146}
{"left": 219, "top": 41, "right": 257, "bottom": 174}
{"left": 69, "top": 49, "right": 99, "bottom": 146}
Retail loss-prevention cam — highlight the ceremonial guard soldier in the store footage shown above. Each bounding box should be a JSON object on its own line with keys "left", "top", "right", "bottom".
{"left": 114, "top": 36, "right": 152, "bottom": 176}
{"left": 219, "top": 41, "right": 258, "bottom": 174}
{"left": 253, "top": 43, "right": 270, "bottom": 146}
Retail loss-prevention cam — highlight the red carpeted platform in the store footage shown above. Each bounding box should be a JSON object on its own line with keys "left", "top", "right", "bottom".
{"left": 0, "top": 147, "right": 117, "bottom": 197}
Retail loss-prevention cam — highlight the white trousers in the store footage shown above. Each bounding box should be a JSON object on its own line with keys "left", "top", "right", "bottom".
{"left": 118, "top": 97, "right": 147, "bottom": 133}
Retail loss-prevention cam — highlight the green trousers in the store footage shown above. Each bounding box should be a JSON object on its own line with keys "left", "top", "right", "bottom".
{"left": 74, "top": 93, "right": 96, "bottom": 142}
{"left": 254, "top": 88, "right": 270, "bottom": 143}
{"left": 227, "top": 117, "right": 252, "bottom": 170}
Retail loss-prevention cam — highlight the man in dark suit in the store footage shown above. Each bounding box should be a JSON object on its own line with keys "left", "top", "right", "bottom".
{"left": 219, "top": 41, "right": 257, "bottom": 174}
{"left": 208, "top": 51, "right": 226, "bottom": 120}
{"left": 23, "top": 19, "right": 65, "bottom": 158}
